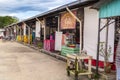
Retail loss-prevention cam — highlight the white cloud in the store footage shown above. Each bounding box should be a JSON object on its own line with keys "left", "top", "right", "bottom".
{"left": 0, "top": 0, "right": 76, "bottom": 21}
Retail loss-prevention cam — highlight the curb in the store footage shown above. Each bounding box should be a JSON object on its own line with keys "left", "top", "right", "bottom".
{"left": 16, "top": 41, "right": 67, "bottom": 62}
{"left": 41, "top": 49, "right": 67, "bottom": 62}
{"left": 15, "top": 41, "right": 116, "bottom": 80}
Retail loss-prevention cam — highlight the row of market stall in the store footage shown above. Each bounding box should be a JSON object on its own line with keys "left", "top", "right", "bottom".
{"left": 4, "top": 0, "right": 120, "bottom": 74}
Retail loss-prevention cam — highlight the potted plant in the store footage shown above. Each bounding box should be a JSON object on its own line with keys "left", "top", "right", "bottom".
{"left": 37, "top": 42, "right": 43, "bottom": 49}
{"left": 99, "top": 42, "right": 112, "bottom": 73}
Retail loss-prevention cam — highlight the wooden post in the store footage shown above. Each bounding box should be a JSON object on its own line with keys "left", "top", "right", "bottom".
{"left": 96, "top": 18, "right": 101, "bottom": 74}
{"left": 43, "top": 18, "right": 46, "bottom": 40}
{"left": 105, "top": 19, "right": 109, "bottom": 63}
{"left": 88, "top": 56, "right": 92, "bottom": 73}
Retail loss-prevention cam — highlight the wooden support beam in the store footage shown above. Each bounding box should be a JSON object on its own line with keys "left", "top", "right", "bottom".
{"left": 36, "top": 18, "right": 43, "bottom": 25}
{"left": 66, "top": 7, "right": 82, "bottom": 54}
{"left": 28, "top": 27, "right": 31, "bottom": 44}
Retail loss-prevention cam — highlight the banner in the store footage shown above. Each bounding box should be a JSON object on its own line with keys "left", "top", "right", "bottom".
{"left": 55, "top": 31, "right": 62, "bottom": 51}
{"left": 61, "top": 10, "right": 76, "bottom": 29}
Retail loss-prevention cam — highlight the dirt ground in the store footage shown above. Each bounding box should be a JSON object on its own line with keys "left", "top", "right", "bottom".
{"left": 0, "top": 40, "right": 90, "bottom": 80}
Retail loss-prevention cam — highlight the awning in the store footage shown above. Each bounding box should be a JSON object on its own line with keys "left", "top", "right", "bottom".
{"left": 99, "top": 0, "right": 120, "bottom": 18}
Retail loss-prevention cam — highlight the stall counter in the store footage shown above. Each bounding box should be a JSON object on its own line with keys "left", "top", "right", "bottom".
{"left": 61, "top": 46, "right": 79, "bottom": 56}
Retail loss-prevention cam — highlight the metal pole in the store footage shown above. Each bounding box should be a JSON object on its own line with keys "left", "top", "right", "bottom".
{"left": 96, "top": 18, "right": 101, "bottom": 74}
{"left": 105, "top": 19, "right": 109, "bottom": 64}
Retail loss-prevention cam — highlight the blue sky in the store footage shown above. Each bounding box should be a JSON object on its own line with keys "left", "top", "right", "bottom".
{"left": 0, "top": 0, "right": 76, "bottom": 21}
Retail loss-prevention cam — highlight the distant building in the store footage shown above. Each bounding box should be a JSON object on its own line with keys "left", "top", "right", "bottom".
{"left": 0, "top": 29, "right": 5, "bottom": 39}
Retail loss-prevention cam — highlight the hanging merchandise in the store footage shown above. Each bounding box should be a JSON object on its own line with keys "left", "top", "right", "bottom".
{"left": 61, "top": 10, "right": 76, "bottom": 29}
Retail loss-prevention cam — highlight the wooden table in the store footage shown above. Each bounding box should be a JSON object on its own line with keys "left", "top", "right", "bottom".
{"left": 66, "top": 54, "right": 92, "bottom": 80}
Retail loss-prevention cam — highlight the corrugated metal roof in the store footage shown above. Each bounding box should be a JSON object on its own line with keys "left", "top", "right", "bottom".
{"left": 17, "top": 0, "right": 98, "bottom": 23}
{"left": 99, "top": 0, "right": 120, "bottom": 18}
{"left": 91, "top": 0, "right": 112, "bottom": 9}
{"left": 5, "top": 0, "right": 98, "bottom": 28}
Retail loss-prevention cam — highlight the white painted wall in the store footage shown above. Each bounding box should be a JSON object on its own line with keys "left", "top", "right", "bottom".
{"left": 84, "top": 7, "right": 99, "bottom": 60}
{"left": 0, "top": 29, "right": 4, "bottom": 37}
{"left": 84, "top": 7, "right": 114, "bottom": 62}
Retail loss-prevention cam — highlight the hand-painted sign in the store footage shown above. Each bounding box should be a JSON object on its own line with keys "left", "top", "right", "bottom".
{"left": 61, "top": 10, "right": 76, "bottom": 29}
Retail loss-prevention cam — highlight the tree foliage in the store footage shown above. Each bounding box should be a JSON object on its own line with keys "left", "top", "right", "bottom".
{"left": 0, "top": 16, "right": 19, "bottom": 28}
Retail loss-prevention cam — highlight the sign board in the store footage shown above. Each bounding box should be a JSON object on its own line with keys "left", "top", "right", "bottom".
{"left": 116, "top": 36, "right": 120, "bottom": 80}
{"left": 55, "top": 31, "right": 62, "bottom": 51}
{"left": 35, "top": 21, "right": 41, "bottom": 37}
{"left": 61, "top": 10, "right": 76, "bottom": 29}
